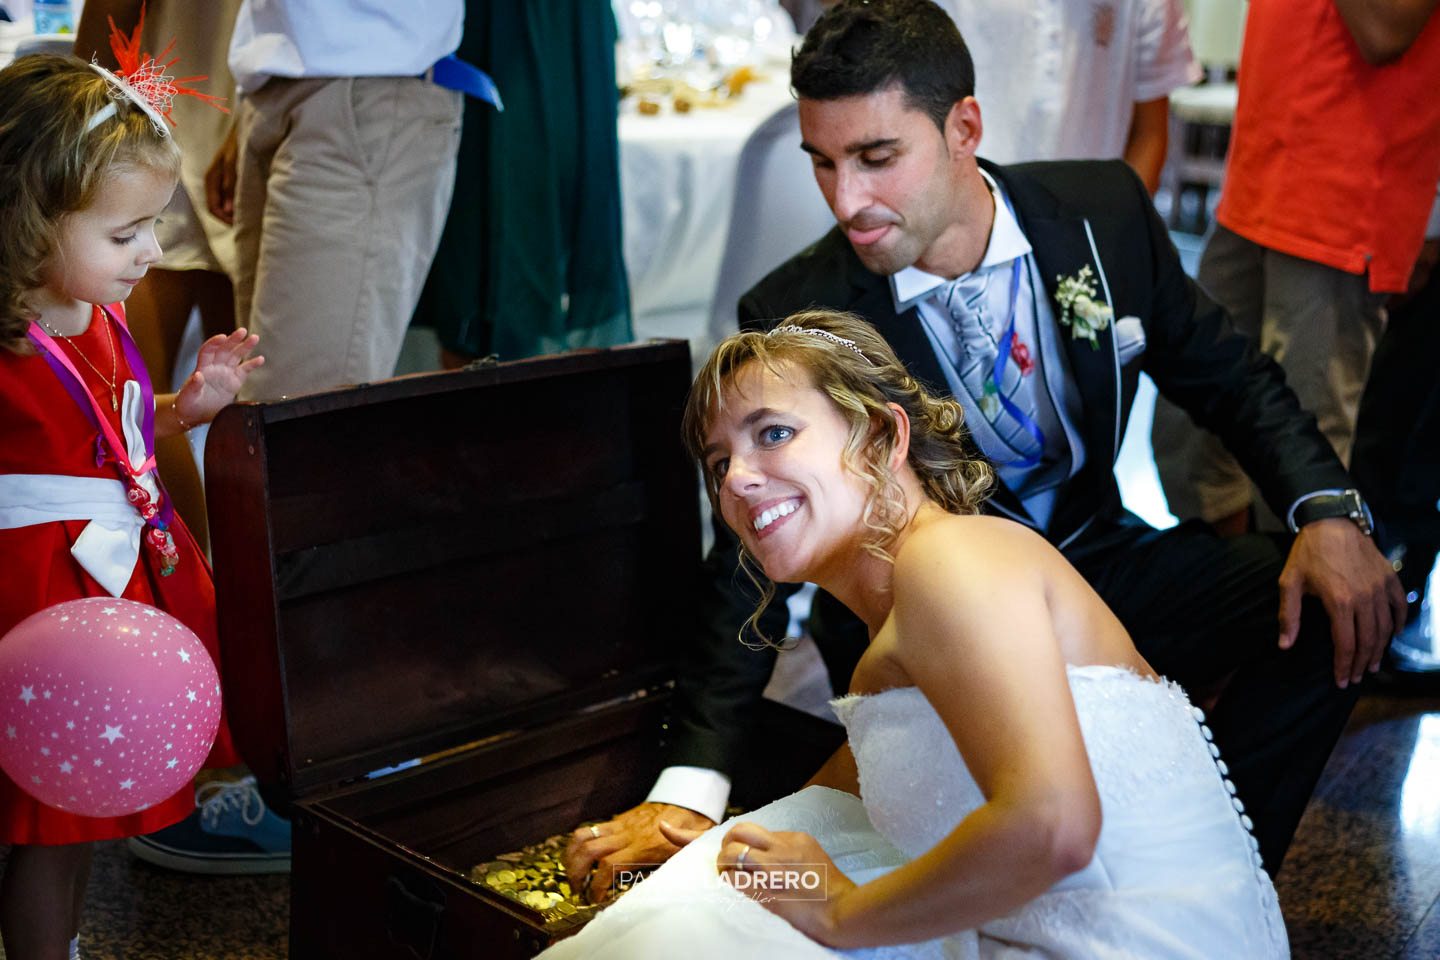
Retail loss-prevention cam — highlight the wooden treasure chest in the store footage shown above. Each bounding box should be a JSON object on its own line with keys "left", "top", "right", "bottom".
{"left": 204, "top": 342, "right": 701, "bottom": 958}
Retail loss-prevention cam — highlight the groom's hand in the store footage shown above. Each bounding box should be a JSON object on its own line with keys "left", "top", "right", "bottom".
{"left": 1279, "top": 518, "right": 1407, "bottom": 688}
{"left": 564, "top": 802, "right": 714, "bottom": 903}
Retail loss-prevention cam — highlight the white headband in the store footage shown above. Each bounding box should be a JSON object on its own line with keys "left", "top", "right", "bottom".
{"left": 85, "top": 61, "right": 171, "bottom": 137}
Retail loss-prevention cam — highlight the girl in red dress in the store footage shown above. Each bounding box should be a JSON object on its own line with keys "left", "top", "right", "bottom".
{"left": 0, "top": 54, "right": 261, "bottom": 959}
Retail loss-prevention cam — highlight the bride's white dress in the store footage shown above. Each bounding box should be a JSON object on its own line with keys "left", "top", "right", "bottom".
{"left": 539, "top": 666, "right": 1288, "bottom": 959}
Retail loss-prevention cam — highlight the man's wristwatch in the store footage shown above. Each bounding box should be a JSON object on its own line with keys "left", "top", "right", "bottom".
{"left": 1287, "top": 489, "right": 1374, "bottom": 536}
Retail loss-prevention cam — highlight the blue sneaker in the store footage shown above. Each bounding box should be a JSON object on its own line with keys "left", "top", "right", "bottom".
{"left": 127, "top": 776, "right": 291, "bottom": 874}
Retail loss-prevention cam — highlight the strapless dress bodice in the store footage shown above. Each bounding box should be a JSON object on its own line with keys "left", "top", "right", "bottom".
{"left": 832, "top": 665, "right": 1287, "bottom": 957}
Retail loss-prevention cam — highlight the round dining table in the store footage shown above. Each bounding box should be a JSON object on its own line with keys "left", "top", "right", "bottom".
{"left": 618, "top": 72, "right": 807, "bottom": 351}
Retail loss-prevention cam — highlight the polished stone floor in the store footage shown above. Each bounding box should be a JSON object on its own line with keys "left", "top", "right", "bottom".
{"left": 1, "top": 682, "right": 1438, "bottom": 959}
{"left": 1276, "top": 687, "right": 1440, "bottom": 959}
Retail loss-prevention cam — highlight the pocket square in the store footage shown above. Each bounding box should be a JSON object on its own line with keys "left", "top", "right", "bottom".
{"left": 1114, "top": 315, "right": 1146, "bottom": 365}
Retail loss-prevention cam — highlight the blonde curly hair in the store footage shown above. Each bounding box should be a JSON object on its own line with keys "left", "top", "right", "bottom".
{"left": 682, "top": 310, "right": 994, "bottom": 647}
{"left": 0, "top": 54, "right": 181, "bottom": 350}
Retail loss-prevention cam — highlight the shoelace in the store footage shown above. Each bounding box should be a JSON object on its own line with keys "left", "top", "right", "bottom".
{"left": 196, "top": 776, "right": 267, "bottom": 829}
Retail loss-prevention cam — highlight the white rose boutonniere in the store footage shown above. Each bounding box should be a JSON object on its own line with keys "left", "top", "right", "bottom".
{"left": 1055, "top": 265, "right": 1113, "bottom": 349}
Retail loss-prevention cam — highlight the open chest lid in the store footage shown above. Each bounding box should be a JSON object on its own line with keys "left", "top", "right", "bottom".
{"left": 204, "top": 342, "right": 701, "bottom": 798}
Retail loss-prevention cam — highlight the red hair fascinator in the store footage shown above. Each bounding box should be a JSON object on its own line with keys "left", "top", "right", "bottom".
{"left": 85, "top": 0, "right": 228, "bottom": 136}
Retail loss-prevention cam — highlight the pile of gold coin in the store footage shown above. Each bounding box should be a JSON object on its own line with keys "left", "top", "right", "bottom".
{"left": 469, "top": 825, "right": 646, "bottom": 925}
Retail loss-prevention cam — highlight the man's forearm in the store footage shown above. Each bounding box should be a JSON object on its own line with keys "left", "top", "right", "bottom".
{"left": 73, "top": 0, "right": 146, "bottom": 68}
{"left": 664, "top": 517, "right": 788, "bottom": 773}
{"left": 1122, "top": 97, "right": 1170, "bottom": 195}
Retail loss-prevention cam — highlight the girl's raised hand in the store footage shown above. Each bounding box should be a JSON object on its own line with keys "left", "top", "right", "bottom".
{"left": 174, "top": 328, "right": 263, "bottom": 425}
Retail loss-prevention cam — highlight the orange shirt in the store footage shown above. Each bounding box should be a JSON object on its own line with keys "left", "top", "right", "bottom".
{"left": 1216, "top": 0, "right": 1440, "bottom": 293}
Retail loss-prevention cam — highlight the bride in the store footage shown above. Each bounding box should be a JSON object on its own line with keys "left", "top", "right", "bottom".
{"left": 540, "top": 312, "right": 1287, "bottom": 958}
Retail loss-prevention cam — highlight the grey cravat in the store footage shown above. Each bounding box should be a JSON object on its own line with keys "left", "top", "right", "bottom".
{"left": 943, "top": 267, "right": 1044, "bottom": 464}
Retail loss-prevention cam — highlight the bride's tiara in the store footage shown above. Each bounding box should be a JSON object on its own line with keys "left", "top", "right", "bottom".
{"left": 768, "top": 324, "right": 873, "bottom": 365}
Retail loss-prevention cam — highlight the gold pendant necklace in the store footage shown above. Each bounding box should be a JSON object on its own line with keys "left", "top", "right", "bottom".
{"left": 37, "top": 310, "right": 121, "bottom": 411}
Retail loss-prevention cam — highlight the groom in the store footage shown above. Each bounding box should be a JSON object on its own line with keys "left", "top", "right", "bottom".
{"left": 567, "top": 0, "right": 1405, "bottom": 896}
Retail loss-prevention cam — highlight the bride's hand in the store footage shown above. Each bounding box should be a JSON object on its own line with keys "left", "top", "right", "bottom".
{"left": 718, "top": 822, "right": 857, "bottom": 945}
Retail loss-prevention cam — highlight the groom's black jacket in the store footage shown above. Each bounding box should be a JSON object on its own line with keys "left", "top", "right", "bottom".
{"left": 667, "top": 159, "right": 1352, "bottom": 779}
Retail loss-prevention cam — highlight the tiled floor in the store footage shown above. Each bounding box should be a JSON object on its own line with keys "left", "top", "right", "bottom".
{"left": 1, "top": 681, "right": 1437, "bottom": 959}
{"left": 1276, "top": 687, "right": 1440, "bottom": 959}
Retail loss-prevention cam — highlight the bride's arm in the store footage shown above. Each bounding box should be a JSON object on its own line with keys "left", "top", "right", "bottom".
{"left": 816, "top": 520, "right": 1101, "bottom": 947}
{"left": 802, "top": 742, "right": 859, "bottom": 795}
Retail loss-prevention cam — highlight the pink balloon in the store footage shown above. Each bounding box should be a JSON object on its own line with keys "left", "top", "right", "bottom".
{"left": 0, "top": 597, "right": 221, "bottom": 818}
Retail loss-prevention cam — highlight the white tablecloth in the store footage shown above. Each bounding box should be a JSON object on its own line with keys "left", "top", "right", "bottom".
{"left": 619, "top": 75, "right": 808, "bottom": 348}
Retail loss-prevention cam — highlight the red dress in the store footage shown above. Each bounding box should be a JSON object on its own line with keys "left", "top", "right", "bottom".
{"left": 0, "top": 304, "right": 240, "bottom": 845}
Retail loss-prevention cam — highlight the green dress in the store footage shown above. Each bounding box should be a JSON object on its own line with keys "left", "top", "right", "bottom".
{"left": 413, "top": 0, "right": 632, "bottom": 360}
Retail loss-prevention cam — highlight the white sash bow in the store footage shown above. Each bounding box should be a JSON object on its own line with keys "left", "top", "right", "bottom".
{"left": 0, "top": 380, "right": 160, "bottom": 597}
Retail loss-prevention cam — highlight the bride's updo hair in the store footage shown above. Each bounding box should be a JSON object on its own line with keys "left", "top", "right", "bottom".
{"left": 683, "top": 310, "right": 994, "bottom": 563}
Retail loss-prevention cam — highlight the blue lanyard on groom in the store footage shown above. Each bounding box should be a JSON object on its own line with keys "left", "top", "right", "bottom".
{"left": 990, "top": 258, "right": 1046, "bottom": 468}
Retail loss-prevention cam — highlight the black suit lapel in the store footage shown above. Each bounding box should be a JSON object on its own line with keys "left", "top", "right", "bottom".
{"left": 995, "top": 170, "right": 1123, "bottom": 542}
{"left": 1022, "top": 216, "right": 1121, "bottom": 472}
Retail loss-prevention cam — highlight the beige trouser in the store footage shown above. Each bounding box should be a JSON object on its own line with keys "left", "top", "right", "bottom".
{"left": 1152, "top": 224, "right": 1388, "bottom": 527}
{"left": 232, "top": 76, "right": 462, "bottom": 400}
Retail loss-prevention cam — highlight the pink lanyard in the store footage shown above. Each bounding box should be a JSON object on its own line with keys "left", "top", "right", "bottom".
{"left": 27, "top": 304, "right": 157, "bottom": 480}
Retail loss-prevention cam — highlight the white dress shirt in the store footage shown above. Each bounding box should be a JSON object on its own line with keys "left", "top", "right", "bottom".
{"left": 229, "top": 0, "right": 464, "bottom": 94}
{"left": 938, "top": 0, "right": 1200, "bottom": 165}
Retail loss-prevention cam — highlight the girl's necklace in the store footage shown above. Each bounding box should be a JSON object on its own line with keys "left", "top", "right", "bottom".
{"left": 37, "top": 309, "right": 121, "bottom": 411}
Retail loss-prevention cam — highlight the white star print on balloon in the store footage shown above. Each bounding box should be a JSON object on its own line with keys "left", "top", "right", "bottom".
{"left": 0, "top": 597, "right": 222, "bottom": 817}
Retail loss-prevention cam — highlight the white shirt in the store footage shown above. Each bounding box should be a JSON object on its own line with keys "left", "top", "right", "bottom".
{"left": 938, "top": 0, "right": 1200, "bottom": 164}
{"left": 229, "top": 0, "right": 464, "bottom": 94}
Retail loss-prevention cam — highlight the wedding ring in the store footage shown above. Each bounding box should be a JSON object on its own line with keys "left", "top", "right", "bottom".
{"left": 736, "top": 843, "right": 750, "bottom": 869}
{"left": 589, "top": 825, "right": 601, "bottom": 840}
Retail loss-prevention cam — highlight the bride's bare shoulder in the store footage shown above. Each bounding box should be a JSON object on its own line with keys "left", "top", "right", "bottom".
{"left": 898, "top": 513, "right": 1052, "bottom": 567}
{"left": 892, "top": 514, "right": 1061, "bottom": 601}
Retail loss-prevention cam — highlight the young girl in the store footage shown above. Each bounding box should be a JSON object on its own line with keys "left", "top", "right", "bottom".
{"left": 0, "top": 54, "right": 261, "bottom": 959}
